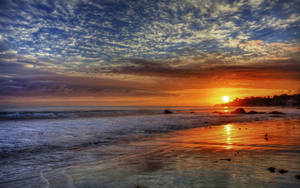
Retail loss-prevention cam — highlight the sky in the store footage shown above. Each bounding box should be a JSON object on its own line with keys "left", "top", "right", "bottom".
{"left": 0, "top": 0, "right": 299, "bottom": 106}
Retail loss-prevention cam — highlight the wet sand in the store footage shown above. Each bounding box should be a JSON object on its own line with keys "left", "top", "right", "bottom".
{"left": 43, "top": 118, "right": 300, "bottom": 188}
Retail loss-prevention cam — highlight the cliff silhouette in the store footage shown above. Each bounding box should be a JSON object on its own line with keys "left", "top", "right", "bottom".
{"left": 218, "top": 94, "right": 300, "bottom": 107}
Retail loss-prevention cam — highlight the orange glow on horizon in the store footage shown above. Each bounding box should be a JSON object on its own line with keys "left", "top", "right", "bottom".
{"left": 0, "top": 87, "right": 299, "bottom": 107}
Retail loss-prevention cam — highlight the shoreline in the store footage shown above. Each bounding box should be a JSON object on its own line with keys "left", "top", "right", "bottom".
{"left": 1, "top": 109, "right": 300, "bottom": 187}
{"left": 1, "top": 106, "right": 299, "bottom": 121}
{"left": 42, "top": 118, "right": 300, "bottom": 188}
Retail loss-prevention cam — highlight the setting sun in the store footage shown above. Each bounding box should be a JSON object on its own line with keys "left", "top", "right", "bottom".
{"left": 222, "top": 96, "right": 230, "bottom": 103}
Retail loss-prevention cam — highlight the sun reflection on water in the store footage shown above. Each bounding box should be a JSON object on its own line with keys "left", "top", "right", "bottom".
{"left": 225, "top": 124, "right": 232, "bottom": 149}
{"left": 223, "top": 106, "right": 229, "bottom": 113}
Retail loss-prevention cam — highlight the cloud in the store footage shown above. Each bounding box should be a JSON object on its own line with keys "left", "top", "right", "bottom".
{"left": 248, "top": 0, "right": 264, "bottom": 8}
{"left": 0, "top": 0, "right": 300, "bottom": 103}
{"left": 1, "top": 0, "right": 299, "bottom": 69}
{"left": 90, "top": 57, "right": 300, "bottom": 81}
{"left": 0, "top": 60, "right": 175, "bottom": 98}
{"left": 260, "top": 13, "right": 300, "bottom": 30}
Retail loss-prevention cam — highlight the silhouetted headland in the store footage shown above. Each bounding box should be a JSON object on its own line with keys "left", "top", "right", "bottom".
{"left": 213, "top": 108, "right": 284, "bottom": 115}
{"left": 217, "top": 94, "right": 300, "bottom": 107}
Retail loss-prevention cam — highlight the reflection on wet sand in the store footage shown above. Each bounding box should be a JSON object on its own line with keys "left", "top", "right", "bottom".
{"left": 47, "top": 119, "right": 300, "bottom": 187}
{"left": 138, "top": 119, "right": 300, "bottom": 155}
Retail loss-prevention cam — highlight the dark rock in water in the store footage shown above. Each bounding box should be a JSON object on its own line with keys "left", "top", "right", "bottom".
{"left": 136, "top": 185, "right": 147, "bottom": 188}
{"left": 296, "top": 175, "right": 300, "bottom": 179}
{"left": 268, "top": 167, "right": 276, "bottom": 173}
{"left": 258, "top": 111, "right": 266, "bottom": 114}
{"left": 247, "top": 110, "right": 258, "bottom": 114}
{"left": 231, "top": 108, "right": 246, "bottom": 114}
{"left": 269, "top": 111, "right": 284, "bottom": 114}
{"left": 220, "top": 158, "right": 231, "bottom": 161}
{"left": 247, "top": 110, "right": 267, "bottom": 114}
{"left": 278, "top": 169, "right": 288, "bottom": 174}
{"left": 264, "top": 133, "right": 268, "bottom": 141}
{"left": 213, "top": 111, "right": 224, "bottom": 114}
{"left": 164, "top": 110, "right": 173, "bottom": 114}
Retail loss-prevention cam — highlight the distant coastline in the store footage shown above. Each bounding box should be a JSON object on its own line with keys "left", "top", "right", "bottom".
{"left": 217, "top": 94, "right": 300, "bottom": 107}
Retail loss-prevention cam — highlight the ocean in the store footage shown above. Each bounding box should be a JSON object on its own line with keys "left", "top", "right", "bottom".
{"left": 0, "top": 106, "right": 300, "bottom": 187}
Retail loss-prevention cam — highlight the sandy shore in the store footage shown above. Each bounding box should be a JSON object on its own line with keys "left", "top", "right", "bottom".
{"left": 42, "top": 118, "right": 300, "bottom": 188}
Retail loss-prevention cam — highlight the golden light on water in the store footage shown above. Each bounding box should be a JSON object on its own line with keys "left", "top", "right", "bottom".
{"left": 223, "top": 106, "right": 229, "bottom": 112}
{"left": 225, "top": 124, "right": 232, "bottom": 149}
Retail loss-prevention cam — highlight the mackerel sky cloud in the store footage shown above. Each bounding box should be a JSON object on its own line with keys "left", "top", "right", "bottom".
{"left": 0, "top": 0, "right": 299, "bottom": 105}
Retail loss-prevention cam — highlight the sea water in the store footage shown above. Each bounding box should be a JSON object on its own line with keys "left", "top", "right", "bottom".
{"left": 0, "top": 106, "right": 300, "bottom": 187}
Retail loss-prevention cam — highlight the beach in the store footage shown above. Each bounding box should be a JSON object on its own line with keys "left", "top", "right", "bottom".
{"left": 1, "top": 106, "right": 300, "bottom": 187}
{"left": 2, "top": 0, "right": 300, "bottom": 187}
